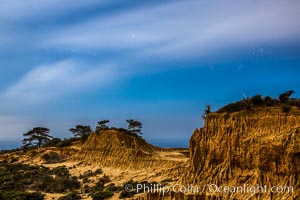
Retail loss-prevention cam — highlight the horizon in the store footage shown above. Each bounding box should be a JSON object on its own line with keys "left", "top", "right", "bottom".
{"left": 1, "top": 0, "right": 300, "bottom": 149}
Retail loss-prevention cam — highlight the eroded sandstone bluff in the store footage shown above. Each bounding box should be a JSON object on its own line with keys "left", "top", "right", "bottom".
{"left": 134, "top": 107, "right": 299, "bottom": 200}
{"left": 72, "top": 130, "right": 188, "bottom": 171}
{"left": 178, "top": 107, "right": 300, "bottom": 199}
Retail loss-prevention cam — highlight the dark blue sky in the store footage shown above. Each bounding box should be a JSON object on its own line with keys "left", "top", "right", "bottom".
{"left": 0, "top": 0, "right": 300, "bottom": 149}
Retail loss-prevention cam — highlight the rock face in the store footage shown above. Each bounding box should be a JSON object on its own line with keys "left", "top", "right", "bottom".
{"left": 73, "top": 130, "right": 188, "bottom": 170}
{"left": 182, "top": 107, "right": 300, "bottom": 199}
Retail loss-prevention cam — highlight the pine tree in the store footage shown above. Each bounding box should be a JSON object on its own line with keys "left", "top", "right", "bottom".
{"left": 69, "top": 125, "right": 92, "bottom": 142}
{"left": 96, "top": 120, "right": 110, "bottom": 132}
{"left": 22, "top": 127, "right": 53, "bottom": 148}
{"left": 126, "top": 119, "right": 143, "bottom": 136}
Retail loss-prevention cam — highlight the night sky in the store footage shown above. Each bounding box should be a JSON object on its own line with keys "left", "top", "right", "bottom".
{"left": 0, "top": 0, "right": 300, "bottom": 149}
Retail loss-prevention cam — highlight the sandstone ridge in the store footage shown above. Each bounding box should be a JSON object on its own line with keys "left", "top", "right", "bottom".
{"left": 180, "top": 107, "right": 300, "bottom": 199}
{"left": 72, "top": 130, "right": 188, "bottom": 170}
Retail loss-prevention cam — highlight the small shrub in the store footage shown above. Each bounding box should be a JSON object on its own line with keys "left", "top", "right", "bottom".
{"left": 82, "top": 177, "right": 90, "bottom": 184}
{"left": 9, "top": 157, "right": 19, "bottom": 163}
{"left": 99, "top": 174, "right": 111, "bottom": 184}
{"left": 119, "top": 190, "right": 134, "bottom": 199}
{"left": 250, "top": 95, "right": 264, "bottom": 106}
{"left": 0, "top": 163, "right": 80, "bottom": 194}
{"left": 119, "top": 180, "right": 138, "bottom": 199}
{"left": 92, "top": 191, "right": 113, "bottom": 200}
{"left": 95, "top": 168, "right": 103, "bottom": 175}
{"left": 0, "top": 191, "right": 45, "bottom": 200}
{"left": 91, "top": 180, "right": 105, "bottom": 193}
{"left": 46, "top": 176, "right": 80, "bottom": 193}
{"left": 30, "top": 150, "right": 39, "bottom": 158}
{"left": 43, "top": 138, "right": 62, "bottom": 147}
{"left": 79, "top": 170, "right": 94, "bottom": 179}
{"left": 20, "top": 192, "right": 45, "bottom": 200}
{"left": 79, "top": 169, "right": 103, "bottom": 180}
{"left": 83, "top": 185, "right": 91, "bottom": 193}
{"left": 41, "top": 152, "right": 65, "bottom": 164}
{"left": 89, "top": 176, "right": 118, "bottom": 198}
{"left": 52, "top": 166, "right": 70, "bottom": 177}
{"left": 282, "top": 105, "right": 292, "bottom": 113}
{"left": 58, "top": 192, "right": 81, "bottom": 200}
{"left": 0, "top": 159, "right": 8, "bottom": 164}
{"left": 217, "top": 91, "right": 300, "bottom": 113}
{"left": 105, "top": 183, "right": 121, "bottom": 192}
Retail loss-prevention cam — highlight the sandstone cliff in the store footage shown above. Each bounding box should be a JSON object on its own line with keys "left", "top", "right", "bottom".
{"left": 181, "top": 107, "right": 300, "bottom": 199}
{"left": 72, "top": 130, "right": 188, "bottom": 170}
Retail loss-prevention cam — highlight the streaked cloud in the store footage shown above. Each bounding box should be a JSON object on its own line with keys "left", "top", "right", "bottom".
{"left": 45, "top": 0, "right": 300, "bottom": 59}
{"left": 3, "top": 60, "right": 122, "bottom": 101}
{"left": 0, "top": 0, "right": 106, "bottom": 21}
{"left": 2, "top": 0, "right": 300, "bottom": 103}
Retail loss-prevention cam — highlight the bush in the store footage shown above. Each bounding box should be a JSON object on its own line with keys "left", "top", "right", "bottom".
{"left": 41, "top": 152, "right": 65, "bottom": 164}
{"left": 0, "top": 159, "right": 8, "bottom": 164}
{"left": 0, "top": 191, "right": 45, "bottom": 200}
{"left": 282, "top": 105, "right": 292, "bottom": 113}
{"left": 30, "top": 150, "right": 39, "bottom": 158}
{"left": 58, "top": 192, "right": 81, "bottom": 200}
{"left": 217, "top": 101, "right": 248, "bottom": 113}
{"left": 279, "top": 90, "right": 294, "bottom": 103}
{"left": 92, "top": 191, "right": 113, "bottom": 200}
{"left": 217, "top": 91, "right": 300, "bottom": 113}
{"left": 264, "top": 96, "right": 276, "bottom": 106}
{"left": 91, "top": 180, "right": 105, "bottom": 193}
{"left": 46, "top": 176, "right": 80, "bottom": 193}
{"left": 99, "top": 174, "right": 111, "bottom": 184}
{"left": 119, "top": 190, "right": 134, "bottom": 199}
{"left": 0, "top": 163, "right": 80, "bottom": 194}
{"left": 79, "top": 170, "right": 94, "bottom": 179}
{"left": 105, "top": 183, "right": 121, "bottom": 193}
{"left": 88, "top": 175, "right": 121, "bottom": 199}
{"left": 19, "top": 192, "right": 45, "bottom": 200}
{"left": 119, "top": 180, "right": 138, "bottom": 199}
{"left": 79, "top": 169, "right": 103, "bottom": 179}
{"left": 43, "top": 138, "right": 62, "bottom": 147}
{"left": 250, "top": 95, "right": 264, "bottom": 106}
{"left": 52, "top": 166, "right": 70, "bottom": 176}
{"left": 9, "top": 157, "right": 19, "bottom": 163}
{"left": 95, "top": 168, "right": 103, "bottom": 175}
{"left": 82, "top": 177, "right": 90, "bottom": 184}
{"left": 83, "top": 185, "right": 91, "bottom": 193}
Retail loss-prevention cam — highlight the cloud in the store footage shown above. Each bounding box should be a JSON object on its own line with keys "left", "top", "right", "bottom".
{"left": 0, "top": 0, "right": 107, "bottom": 21}
{"left": 2, "top": 0, "right": 300, "bottom": 62}
{"left": 2, "top": 60, "right": 123, "bottom": 102}
{"left": 45, "top": 0, "right": 300, "bottom": 59}
{"left": 1, "top": 0, "right": 300, "bottom": 103}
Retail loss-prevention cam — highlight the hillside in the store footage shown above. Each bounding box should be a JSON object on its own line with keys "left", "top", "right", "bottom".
{"left": 0, "top": 129, "right": 189, "bottom": 200}
{"left": 74, "top": 130, "right": 166, "bottom": 168}
{"left": 0, "top": 105, "right": 299, "bottom": 199}
{"left": 180, "top": 106, "right": 300, "bottom": 199}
